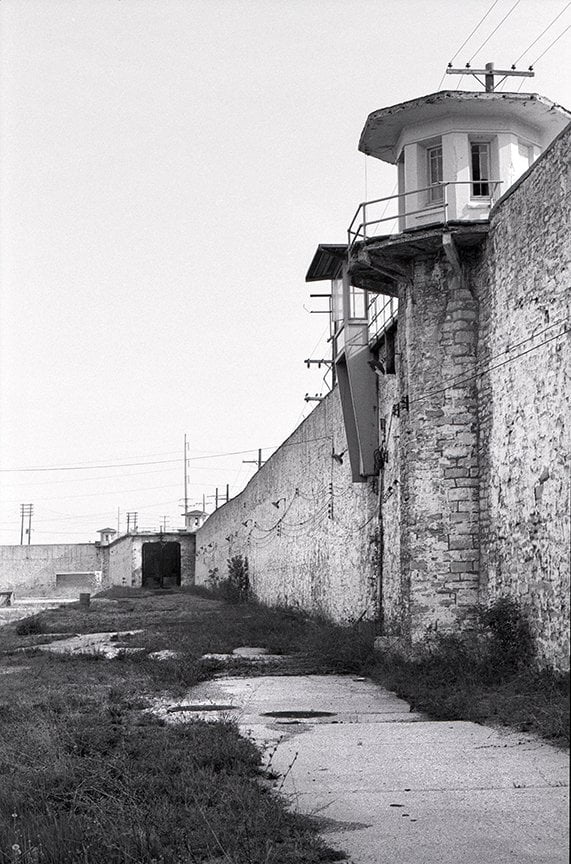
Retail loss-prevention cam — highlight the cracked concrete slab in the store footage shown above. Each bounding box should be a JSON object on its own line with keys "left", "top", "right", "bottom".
{"left": 28, "top": 630, "right": 145, "bottom": 657}
{"left": 164, "top": 674, "right": 569, "bottom": 864}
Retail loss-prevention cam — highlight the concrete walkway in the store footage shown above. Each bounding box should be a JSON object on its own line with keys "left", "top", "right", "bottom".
{"left": 180, "top": 674, "right": 569, "bottom": 864}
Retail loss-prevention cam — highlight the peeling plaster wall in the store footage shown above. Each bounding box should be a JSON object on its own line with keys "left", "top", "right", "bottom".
{"left": 195, "top": 389, "right": 378, "bottom": 622}
{"left": 0, "top": 544, "right": 102, "bottom": 595}
{"left": 107, "top": 537, "right": 137, "bottom": 587}
{"left": 477, "top": 124, "right": 570, "bottom": 668}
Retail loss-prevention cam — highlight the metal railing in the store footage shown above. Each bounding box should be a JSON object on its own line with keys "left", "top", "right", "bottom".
{"left": 368, "top": 294, "right": 398, "bottom": 344}
{"left": 348, "top": 180, "right": 503, "bottom": 251}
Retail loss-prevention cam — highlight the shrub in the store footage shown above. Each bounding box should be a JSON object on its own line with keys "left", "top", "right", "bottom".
{"left": 15, "top": 615, "right": 46, "bottom": 636}
{"left": 221, "top": 555, "right": 250, "bottom": 604}
{"left": 480, "top": 596, "right": 536, "bottom": 680}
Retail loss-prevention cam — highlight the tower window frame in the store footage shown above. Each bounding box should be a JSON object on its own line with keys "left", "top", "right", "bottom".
{"left": 426, "top": 144, "right": 444, "bottom": 204}
{"left": 470, "top": 141, "right": 491, "bottom": 198}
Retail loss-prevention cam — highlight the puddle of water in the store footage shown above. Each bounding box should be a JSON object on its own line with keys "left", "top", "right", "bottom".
{"left": 167, "top": 704, "right": 237, "bottom": 713}
{"left": 262, "top": 710, "right": 337, "bottom": 719}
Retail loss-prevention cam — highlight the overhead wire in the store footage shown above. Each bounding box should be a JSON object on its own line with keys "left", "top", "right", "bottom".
{"left": 436, "top": 0, "right": 503, "bottom": 89}
{"left": 512, "top": 1, "right": 571, "bottom": 64}
{"left": 411, "top": 325, "right": 569, "bottom": 407}
{"left": 0, "top": 438, "right": 330, "bottom": 474}
{"left": 412, "top": 317, "right": 568, "bottom": 403}
{"left": 467, "top": 0, "right": 523, "bottom": 64}
{"left": 530, "top": 22, "right": 571, "bottom": 64}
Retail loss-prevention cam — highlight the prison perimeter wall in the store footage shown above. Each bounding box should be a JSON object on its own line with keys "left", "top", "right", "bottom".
{"left": 476, "top": 124, "right": 571, "bottom": 667}
{"left": 195, "top": 389, "right": 381, "bottom": 622}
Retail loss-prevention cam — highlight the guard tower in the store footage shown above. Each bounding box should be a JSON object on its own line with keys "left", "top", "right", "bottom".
{"left": 306, "top": 71, "right": 570, "bottom": 639}
{"left": 319, "top": 75, "right": 570, "bottom": 483}
{"left": 349, "top": 79, "right": 570, "bottom": 291}
{"left": 184, "top": 510, "right": 208, "bottom": 532}
{"left": 97, "top": 528, "right": 117, "bottom": 546}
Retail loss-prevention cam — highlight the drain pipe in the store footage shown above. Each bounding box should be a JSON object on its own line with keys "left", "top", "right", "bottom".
{"left": 376, "top": 454, "right": 386, "bottom": 634}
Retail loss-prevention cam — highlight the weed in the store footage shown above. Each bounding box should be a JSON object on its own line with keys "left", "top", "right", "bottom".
{"left": 370, "top": 598, "right": 568, "bottom": 745}
{"left": 480, "top": 596, "right": 536, "bottom": 679}
{"left": 0, "top": 698, "right": 342, "bottom": 863}
{"left": 14, "top": 616, "right": 46, "bottom": 637}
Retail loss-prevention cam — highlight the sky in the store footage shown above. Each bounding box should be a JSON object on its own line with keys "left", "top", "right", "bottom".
{"left": 1, "top": 0, "right": 570, "bottom": 544}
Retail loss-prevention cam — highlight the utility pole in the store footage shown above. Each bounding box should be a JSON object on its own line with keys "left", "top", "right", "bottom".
{"left": 20, "top": 504, "right": 33, "bottom": 545}
{"left": 445, "top": 61, "right": 534, "bottom": 92}
{"left": 243, "top": 449, "right": 265, "bottom": 470}
{"left": 126, "top": 511, "right": 138, "bottom": 534}
{"left": 184, "top": 433, "right": 189, "bottom": 517}
{"left": 207, "top": 489, "right": 220, "bottom": 510}
{"left": 207, "top": 485, "right": 229, "bottom": 511}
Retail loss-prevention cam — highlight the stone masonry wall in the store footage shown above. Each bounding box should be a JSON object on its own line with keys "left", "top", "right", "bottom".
{"left": 195, "top": 388, "right": 379, "bottom": 622}
{"left": 375, "top": 367, "right": 402, "bottom": 632}
{"left": 0, "top": 544, "right": 102, "bottom": 595}
{"left": 477, "top": 124, "right": 570, "bottom": 668}
{"left": 398, "top": 256, "right": 481, "bottom": 639}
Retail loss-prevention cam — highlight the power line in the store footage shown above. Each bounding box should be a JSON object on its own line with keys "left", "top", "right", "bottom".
{"left": 0, "top": 480, "right": 219, "bottom": 505}
{"left": 0, "top": 457, "right": 182, "bottom": 474}
{"left": 412, "top": 326, "right": 569, "bottom": 407}
{"left": 414, "top": 318, "right": 568, "bottom": 401}
{"left": 437, "top": 0, "right": 503, "bottom": 88}
{"left": 467, "top": 0, "right": 522, "bottom": 64}
{"left": 512, "top": 1, "right": 571, "bottom": 64}
{"left": 531, "top": 22, "right": 570, "bottom": 64}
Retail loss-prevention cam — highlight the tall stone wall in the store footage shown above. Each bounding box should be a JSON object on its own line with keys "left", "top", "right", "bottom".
{"left": 397, "top": 255, "right": 481, "bottom": 639}
{"left": 477, "top": 124, "right": 570, "bottom": 668}
{"left": 0, "top": 544, "right": 102, "bottom": 595}
{"left": 195, "top": 389, "right": 379, "bottom": 622}
{"left": 376, "top": 371, "right": 403, "bottom": 631}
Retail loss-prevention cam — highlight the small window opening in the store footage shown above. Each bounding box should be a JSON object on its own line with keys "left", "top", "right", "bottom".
{"left": 427, "top": 145, "right": 443, "bottom": 203}
{"left": 331, "top": 277, "right": 344, "bottom": 324}
{"left": 348, "top": 284, "right": 367, "bottom": 319}
{"left": 471, "top": 142, "right": 490, "bottom": 197}
{"left": 518, "top": 141, "right": 533, "bottom": 169}
{"left": 379, "top": 323, "right": 397, "bottom": 375}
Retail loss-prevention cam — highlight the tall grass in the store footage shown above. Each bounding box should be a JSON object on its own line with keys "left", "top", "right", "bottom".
{"left": 0, "top": 693, "right": 343, "bottom": 863}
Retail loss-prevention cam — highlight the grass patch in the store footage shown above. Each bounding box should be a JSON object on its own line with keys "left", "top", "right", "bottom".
{"left": 0, "top": 587, "right": 566, "bottom": 863}
{"left": 0, "top": 694, "right": 342, "bottom": 863}
{"left": 0, "top": 590, "right": 349, "bottom": 862}
{"left": 369, "top": 636, "right": 569, "bottom": 746}
{"left": 368, "top": 600, "right": 569, "bottom": 747}
{"left": 14, "top": 615, "right": 47, "bottom": 636}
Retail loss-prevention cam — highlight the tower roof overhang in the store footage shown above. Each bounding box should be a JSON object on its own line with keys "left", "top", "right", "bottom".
{"left": 305, "top": 244, "right": 347, "bottom": 282}
{"left": 359, "top": 90, "right": 571, "bottom": 163}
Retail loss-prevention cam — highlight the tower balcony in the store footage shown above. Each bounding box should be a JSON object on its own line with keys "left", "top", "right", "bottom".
{"left": 348, "top": 179, "right": 503, "bottom": 252}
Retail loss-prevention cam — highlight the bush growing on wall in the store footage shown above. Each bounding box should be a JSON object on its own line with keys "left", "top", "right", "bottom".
{"left": 225, "top": 555, "right": 250, "bottom": 603}
{"left": 480, "top": 595, "right": 536, "bottom": 679}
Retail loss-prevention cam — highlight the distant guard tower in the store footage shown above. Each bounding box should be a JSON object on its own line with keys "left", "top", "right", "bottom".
{"left": 97, "top": 527, "right": 117, "bottom": 546}
{"left": 184, "top": 510, "right": 208, "bottom": 532}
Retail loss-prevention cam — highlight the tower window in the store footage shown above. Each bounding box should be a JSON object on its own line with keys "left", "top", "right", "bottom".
{"left": 348, "top": 284, "right": 367, "bottom": 319}
{"left": 471, "top": 142, "right": 490, "bottom": 197}
{"left": 427, "top": 145, "right": 443, "bottom": 203}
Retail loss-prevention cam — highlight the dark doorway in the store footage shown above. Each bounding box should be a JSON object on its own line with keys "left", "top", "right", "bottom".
{"left": 142, "top": 542, "right": 181, "bottom": 589}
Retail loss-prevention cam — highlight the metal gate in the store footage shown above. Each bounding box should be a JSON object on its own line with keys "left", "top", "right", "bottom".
{"left": 141, "top": 542, "right": 181, "bottom": 589}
